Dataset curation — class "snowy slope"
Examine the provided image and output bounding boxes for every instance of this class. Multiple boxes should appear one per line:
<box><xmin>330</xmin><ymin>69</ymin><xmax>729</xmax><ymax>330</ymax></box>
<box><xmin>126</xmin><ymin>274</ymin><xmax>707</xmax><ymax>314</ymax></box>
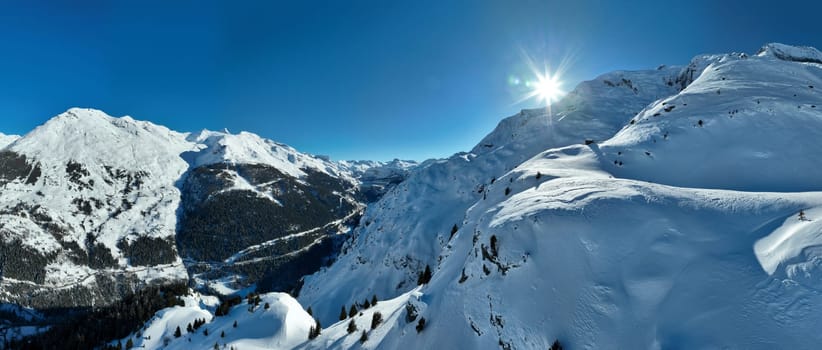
<box><xmin>114</xmin><ymin>292</ymin><xmax>314</xmax><ymax>350</ymax></box>
<box><xmin>405</xmin><ymin>146</ymin><xmax>822</xmax><ymax>350</ymax></box>
<box><xmin>298</xmin><ymin>65</ymin><xmax>685</xmax><ymax>325</ymax></box>
<box><xmin>0</xmin><ymin>133</ymin><xmax>19</xmax><ymax>149</ymax></box>
<box><xmin>291</xmin><ymin>43</ymin><xmax>822</xmax><ymax>350</ymax></box>
<box><xmin>602</xmin><ymin>44</ymin><xmax>822</xmax><ymax>191</ymax></box>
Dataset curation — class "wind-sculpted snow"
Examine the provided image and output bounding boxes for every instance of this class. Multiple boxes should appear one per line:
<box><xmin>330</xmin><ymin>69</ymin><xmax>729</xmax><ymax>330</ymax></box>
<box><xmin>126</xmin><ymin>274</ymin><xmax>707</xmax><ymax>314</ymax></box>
<box><xmin>293</xmin><ymin>43</ymin><xmax>822</xmax><ymax>350</ymax></box>
<box><xmin>299</xmin><ymin>65</ymin><xmax>685</xmax><ymax>325</ymax></box>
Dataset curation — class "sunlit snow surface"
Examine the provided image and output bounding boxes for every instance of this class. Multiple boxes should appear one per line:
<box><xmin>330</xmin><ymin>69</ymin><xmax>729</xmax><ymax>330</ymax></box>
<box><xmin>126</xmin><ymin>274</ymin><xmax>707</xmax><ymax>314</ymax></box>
<box><xmin>292</xmin><ymin>43</ymin><xmax>822</xmax><ymax>349</ymax></box>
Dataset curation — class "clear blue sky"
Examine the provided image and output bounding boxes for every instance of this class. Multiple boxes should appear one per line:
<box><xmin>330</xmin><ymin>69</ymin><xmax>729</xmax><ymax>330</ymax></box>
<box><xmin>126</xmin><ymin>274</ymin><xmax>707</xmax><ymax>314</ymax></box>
<box><xmin>1</xmin><ymin>0</ymin><xmax>820</xmax><ymax>161</ymax></box>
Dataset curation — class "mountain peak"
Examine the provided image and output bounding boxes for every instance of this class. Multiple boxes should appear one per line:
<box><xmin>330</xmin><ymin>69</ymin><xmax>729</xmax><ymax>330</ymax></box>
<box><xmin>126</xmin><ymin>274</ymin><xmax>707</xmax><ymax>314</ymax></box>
<box><xmin>757</xmin><ymin>43</ymin><xmax>822</xmax><ymax>64</ymax></box>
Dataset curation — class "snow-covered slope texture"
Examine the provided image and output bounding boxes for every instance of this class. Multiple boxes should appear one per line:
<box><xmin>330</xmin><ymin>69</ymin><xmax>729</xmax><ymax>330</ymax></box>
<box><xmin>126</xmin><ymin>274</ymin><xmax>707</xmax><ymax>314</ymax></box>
<box><xmin>602</xmin><ymin>43</ymin><xmax>822</xmax><ymax>191</ymax></box>
<box><xmin>380</xmin><ymin>145</ymin><xmax>822</xmax><ymax>350</ymax></box>
<box><xmin>293</xmin><ymin>43</ymin><xmax>822</xmax><ymax>350</ymax></box>
<box><xmin>114</xmin><ymin>292</ymin><xmax>314</xmax><ymax>350</ymax></box>
<box><xmin>298</xmin><ymin>65</ymin><xmax>687</xmax><ymax>325</ymax></box>
<box><xmin>0</xmin><ymin>108</ymin><xmax>195</xmax><ymax>309</ymax></box>
<box><xmin>0</xmin><ymin>133</ymin><xmax>20</xmax><ymax>150</ymax></box>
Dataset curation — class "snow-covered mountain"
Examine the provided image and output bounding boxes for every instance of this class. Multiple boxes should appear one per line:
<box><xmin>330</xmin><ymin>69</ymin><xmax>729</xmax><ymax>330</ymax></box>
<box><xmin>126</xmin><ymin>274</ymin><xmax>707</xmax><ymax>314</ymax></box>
<box><xmin>0</xmin><ymin>109</ymin><xmax>195</xmax><ymax>309</ymax></box>
<box><xmin>296</xmin><ymin>62</ymin><xmax>687</xmax><ymax>325</ymax></box>
<box><xmin>0</xmin><ymin>109</ymin><xmax>411</xmax><ymax>314</ymax></box>
<box><xmin>292</xmin><ymin>42</ymin><xmax>822</xmax><ymax>349</ymax></box>
<box><xmin>127</xmin><ymin>43</ymin><xmax>822</xmax><ymax>350</ymax></box>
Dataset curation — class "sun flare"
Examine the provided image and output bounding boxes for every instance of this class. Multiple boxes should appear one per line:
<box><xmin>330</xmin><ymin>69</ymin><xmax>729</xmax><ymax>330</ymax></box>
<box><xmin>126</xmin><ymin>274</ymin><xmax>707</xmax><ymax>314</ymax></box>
<box><xmin>533</xmin><ymin>73</ymin><xmax>563</xmax><ymax>103</ymax></box>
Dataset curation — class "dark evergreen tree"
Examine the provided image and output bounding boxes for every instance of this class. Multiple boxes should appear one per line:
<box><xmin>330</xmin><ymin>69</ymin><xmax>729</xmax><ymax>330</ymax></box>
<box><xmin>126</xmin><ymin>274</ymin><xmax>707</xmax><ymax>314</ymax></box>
<box><xmin>233</xmin><ymin>320</ymin><xmax>238</xmax><ymax>328</ymax></box>
<box><xmin>174</xmin><ymin>326</ymin><xmax>182</xmax><ymax>338</ymax></box>
<box><xmin>347</xmin><ymin>319</ymin><xmax>357</xmax><ymax>334</ymax></box>
<box><xmin>349</xmin><ymin>305</ymin><xmax>358</xmax><ymax>318</ymax></box>
<box><xmin>221</xmin><ymin>330</ymin><xmax>225</xmax><ymax>338</ymax></box>
<box><xmin>416</xmin><ymin>317</ymin><xmax>426</xmax><ymax>333</ymax></box>
<box><xmin>264</xmin><ymin>302</ymin><xmax>270</xmax><ymax>310</ymax></box>
<box><xmin>550</xmin><ymin>339</ymin><xmax>563</xmax><ymax>350</ymax></box>
<box><xmin>204</xmin><ymin>328</ymin><xmax>209</xmax><ymax>336</ymax></box>
<box><xmin>363</xmin><ymin>298</ymin><xmax>371</xmax><ymax>309</ymax></box>
<box><xmin>308</xmin><ymin>317</ymin><xmax>322</xmax><ymax>339</ymax></box>
<box><xmin>451</xmin><ymin>224</ymin><xmax>459</xmax><ymax>237</ymax></box>
<box><xmin>340</xmin><ymin>305</ymin><xmax>348</xmax><ymax>320</ymax></box>
<box><xmin>371</xmin><ymin>312</ymin><xmax>383</xmax><ymax>329</ymax></box>
<box><xmin>125</xmin><ymin>338</ymin><xmax>133</xmax><ymax>349</ymax></box>
<box><xmin>359</xmin><ymin>330</ymin><xmax>368</xmax><ymax>344</ymax></box>
<box><xmin>371</xmin><ymin>294</ymin><xmax>378</xmax><ymax>306</ymax></box>
<box><xmin>306</xmin><ymin>306</ymin><xmax>313</xmax><ymax>316</ymax></box>
<box><xmin>417</xmin><ymin>264</ymin><xmax>432</xmax><ymax>285</ymax></box>
<box><xmin>187</xmin><ymin>323</ymin><xmax>193</xmax><ymax>333</ymax></box>
<box><xmin>504</xmin><ymin>187</ymin><xmax>511</xmax><ymax>195</ymax></box>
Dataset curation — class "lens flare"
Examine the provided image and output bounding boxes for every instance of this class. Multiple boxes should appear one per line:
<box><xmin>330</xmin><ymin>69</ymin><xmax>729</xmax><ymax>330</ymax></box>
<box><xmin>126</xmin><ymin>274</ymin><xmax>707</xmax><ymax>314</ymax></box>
<box><xmin>532</xmin><ymin>73</ymin><xmax>562</xmax><ymax>103</ymax></box>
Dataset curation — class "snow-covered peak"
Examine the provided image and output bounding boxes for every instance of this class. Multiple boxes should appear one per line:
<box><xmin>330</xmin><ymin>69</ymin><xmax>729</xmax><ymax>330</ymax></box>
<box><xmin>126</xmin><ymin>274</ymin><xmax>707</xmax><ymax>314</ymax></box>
<box><xmin>757</xmin><ymin>42</ymin><xmax>822</xmax><ymax>64</ymax></box>
<box><xmin>186</xmin><ymin>129</ymin><xmax>350</xmax><ymax>180</ymax></box>
<box><xmin>471</xmin><ymin>66</ymin><xmax>683</xmax><ymax>157</ymax></box>
<box><xmin>11</xmin><ymin>107</ymin><xmax>196</xmax><ymax>173</ymax></box>
<box><xmin>0</xmin><ymin>132</ymin><xmax>20</xmax><ymax>149</ymax></box>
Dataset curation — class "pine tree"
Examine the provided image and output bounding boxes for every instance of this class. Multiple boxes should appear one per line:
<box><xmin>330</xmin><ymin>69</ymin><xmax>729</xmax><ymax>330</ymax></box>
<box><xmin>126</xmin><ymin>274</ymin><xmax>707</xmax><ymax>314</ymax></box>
<box><xmin>306</xmin><ymin>306</ymin><xmax>313</xmax><ymax>316</ymax></box>
<box><xmin>308</xmin><ymin>317</ymin><xmax>322</xmax><ymax>339</ymax></box>
<box><xmin>187</xmin><ymin>323</ymin><xmax>193</xmax><ymax>333</ymax></box>
<box><xmin>125</xmin><ymin>339</ymin><xmax>134</xmax><ymax>349</ymax></box>
<box><xmin>504</xmin><ymin>187</ymin><xmax>511</xmax><ymax>195</ymax></box>
<box><xmin>359</xmin><ymin>330</ymin><xmax>368</xmax><ymax>344</ymax></box>
<box><xmin>204</xmin><ymin>328</ymin><xmax>209</xmax><ymax>336</ymax></box>
<box><xmin>416</xmin><ymin>317</ymin><xmax>426</xmax><ymax>333</ymax></box>
<box><xmin>550</xmin><ymin>340</ymin><xmax>563</xmax><ymax>350</ymax></box>
<box><xmin>536</xmin><ymin>171</ymin><xmax>542</xmax><ymax>179</ymax></box>
<box><xmin>213</xmin><ymin>342</ymin><xmax>219</xmax><ymax>350</ymax></box>
<box><xmin>221</xmin><ymin>330</ymin><xmax>225</xmax><ymax>338</ymax></box>
<box><xmin>450</xmin><ymin>224</ymin><xmax>459</xmax><ymax>237</ymax></box>
<box><xmin>349</xmin><ymin>305</ymin><xmax>358</xmax><ymax>318</ymax></box>
<box><xmin>347</xmin><ymin>319</ymin><xmax>357</xmax><ymax>334</ymax></box>
<box><xmin>417</xmin><ymin>264</ymin><xmax>432</xmax><ymax>285</ymax></box>
<box><xmin>233</xmin><ymin>320</ymin><xmax>238</xmax><ymax>328</ymax></box>
<box><xmin>371</xmin><ymin>294</ymin><xmax>378</xmax><ymax>306</ymax></box>
<box><xmin>371</xmin><ymin>312</ymin><xmax>383</xmax><ymax>329</ymax></box>
<box><xmin>264</xmin><ymin>302</ymin><xmax>270</xmax><ymax>310</ymax></box>
<box><xmin>174</xmin><ymin>326</ymin><xmax>182</xmax><ymax>338</ymax></box>
<box><xmin>363</xmin><ymin>298</ymin><xmax>371</xmax><ymax>309</ymax></box>
<box><xmin>340</xmin><ymin>305</ymin><xmax>348</xmax><ymax>320</ymax></box>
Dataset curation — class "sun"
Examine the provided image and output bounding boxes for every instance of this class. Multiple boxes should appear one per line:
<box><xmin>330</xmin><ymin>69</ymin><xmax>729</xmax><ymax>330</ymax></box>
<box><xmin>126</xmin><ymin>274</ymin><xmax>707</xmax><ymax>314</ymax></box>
<box><xmin>533</xmin><ymin>73</ymin><xmax>563</xmax><ymax>103</ymax></box>
<box><xmin>516</xmin><ymin>69</ymin><xmax>565</xmax><ymax>106</ymax></box>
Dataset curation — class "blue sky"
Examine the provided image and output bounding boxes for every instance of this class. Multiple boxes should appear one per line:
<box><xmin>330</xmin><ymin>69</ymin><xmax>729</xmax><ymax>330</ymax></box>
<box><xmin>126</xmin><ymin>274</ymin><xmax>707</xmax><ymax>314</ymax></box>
<box><xmin>1</xmin><ymin>0</ymin><xmax>820</xmax><ymax>161</ymax></box>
